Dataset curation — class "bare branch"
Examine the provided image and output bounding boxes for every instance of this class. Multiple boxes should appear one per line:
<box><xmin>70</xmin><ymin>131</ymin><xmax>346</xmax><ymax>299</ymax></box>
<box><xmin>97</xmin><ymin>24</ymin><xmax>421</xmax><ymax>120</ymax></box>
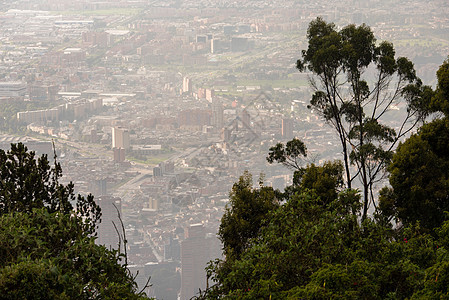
<box><xmin>112</xmin><ymin>202</ymin><xmax>127</xmax><ymax>266</ymax></box>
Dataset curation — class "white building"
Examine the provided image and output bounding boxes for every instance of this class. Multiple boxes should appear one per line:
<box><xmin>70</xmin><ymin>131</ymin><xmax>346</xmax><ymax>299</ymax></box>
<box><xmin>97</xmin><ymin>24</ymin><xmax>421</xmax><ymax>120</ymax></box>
<box><xmin>112</xmin><ymin>126</ymin><xmax>130</xmax><ymax>150</ymax></box>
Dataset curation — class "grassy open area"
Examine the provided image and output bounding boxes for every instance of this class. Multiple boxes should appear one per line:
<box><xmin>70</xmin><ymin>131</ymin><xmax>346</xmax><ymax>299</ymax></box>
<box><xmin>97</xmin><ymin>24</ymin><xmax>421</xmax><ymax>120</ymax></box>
<box><xmin>145</xmin><ymin>154</ymin><xmax>174</xmax><ymax>165</ymax></box>
<box><xmin>394</xmin><ymin>38</ymin><xmax>449</xmax><ymax>48</ymax></box>
<box><xmin>127</xmin><ymin>150</ymin><xmax>177</xmax><ymax>166</ymax></box>
<box><xmin>236</xmin><ymin>78</ymin><xmax>308</xmax><ymax>88</ymax></box>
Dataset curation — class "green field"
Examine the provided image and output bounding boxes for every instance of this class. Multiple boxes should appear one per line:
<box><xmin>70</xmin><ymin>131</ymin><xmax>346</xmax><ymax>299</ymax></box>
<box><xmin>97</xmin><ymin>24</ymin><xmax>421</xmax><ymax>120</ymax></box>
<box><xmin>393</xmin><ymin>38</ymin><xmax>449</xmax><ymax>48</ymax></box>
<box><xmin>236</xmin><ymin>79</ymin><xmax>308</xmax><ymax>88</ymax></box>
<box><xmin>127</xmin><ymin>151</ymin><xmax>177</xmax><ymax>166</ymax></box>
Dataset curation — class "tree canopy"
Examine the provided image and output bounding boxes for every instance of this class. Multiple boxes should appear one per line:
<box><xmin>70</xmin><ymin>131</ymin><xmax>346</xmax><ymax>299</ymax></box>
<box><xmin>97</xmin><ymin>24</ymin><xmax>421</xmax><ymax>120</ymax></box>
<box><xmin>266</xmin><ymin>138</ymin><xmax>307</xmax><ymax>171</ymax></box>
<box><xmin>0</xmin><ymin>143</ymin><xmax>100</xmax><ymax>234</ymax></box>
<box><xmin>199</xmin><ymin>167</ymin><xmax>449</xmax><ymax>299</ymax></box>
<box><xmin>0</xmin><ymin>143</ymin><xmax>149</xmax><ymax>299</ymax></box>
<box><xmin>297</xmin><ymin>17</ymin><xmax>429</xmax><ymax>220</ymax></box>
<box><xmin>218</xmin><ymin>171</ymin><xmax>279</xmax><ymax>260</ymax></box>
<box><xmin>193</xmin><ymin>37</ymin><xmax>449</xmax><ymax>300</ymax></box>
<box><xmin>380</xmin><ymin>57</ymin><xmax>449</xmax><ymax>231</ymax></box>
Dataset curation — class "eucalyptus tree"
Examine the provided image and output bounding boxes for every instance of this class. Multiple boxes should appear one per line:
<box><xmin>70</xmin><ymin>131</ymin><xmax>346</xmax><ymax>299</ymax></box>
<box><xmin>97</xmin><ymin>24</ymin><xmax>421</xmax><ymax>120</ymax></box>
<box><xmin>381</xmin><ymin>58</ymin><xmax>449</xmax><ymax>230</ymax></box>
<box><xmin>296</xmin><ymin>18</ymin><xmax>428</xmax><ymax>219</ymax></box>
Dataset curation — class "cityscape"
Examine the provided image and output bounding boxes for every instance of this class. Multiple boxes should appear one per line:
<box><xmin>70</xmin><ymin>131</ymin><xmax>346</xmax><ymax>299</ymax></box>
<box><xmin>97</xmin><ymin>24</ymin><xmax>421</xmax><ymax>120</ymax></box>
<box><xmin>0</xmin><ymin>0</ymin><xmax>448</xmax><ymax>298</ymax></box>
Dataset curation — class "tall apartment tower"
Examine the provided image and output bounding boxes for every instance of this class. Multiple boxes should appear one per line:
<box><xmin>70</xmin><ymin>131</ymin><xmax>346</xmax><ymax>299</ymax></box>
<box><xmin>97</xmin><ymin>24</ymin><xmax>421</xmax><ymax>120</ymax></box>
<box><xmin>205</xmin><ymin>89</ymin><xmax>214</xmax><ymax>102</ymax></box>
<box><xmin>282</xmin><ymin>118</ymin><xmax>294</xmax><ymax>139</ymax></box>
<box><xmin>240</xmin><ymin>109</ymin><xmax>251</xmax><ymax>130</ymax></box>
<box><xmin>113</xmin><ymin>147</ymin><xmax>125</xmax><ymax>162</ymax></box>
<box><xmin>210</xmin><ymin>39</ymin><xmax>217</xmax><ymax>53</ymax></box>
<box><xmin>112</xmin><ymin>126</ymin><xmax>130</xmax><ymax>150</ymax></box>
<box><xmin>212</xmin><ymin>99</ymin><xmax>224</xmax><ymax>130</ymax></box>
<box><xmin>182</xmin><ymin>77</ymin><xmax>192</xmax><ymax>93</ymax></box>
<box><xmin>180</xmin><ymin>224</ymin><xmax>209</xmax><ymax>300</ymax></box>
<box><xmin>96</xmin><ymin>196</ymin><xmax>122</xmax><ymax>250</ymax></box>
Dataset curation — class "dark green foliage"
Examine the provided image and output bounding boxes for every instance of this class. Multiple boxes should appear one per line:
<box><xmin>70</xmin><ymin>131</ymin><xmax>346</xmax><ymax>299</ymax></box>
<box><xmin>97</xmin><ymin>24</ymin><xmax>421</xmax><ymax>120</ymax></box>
<box><xmin>219</xmin><ymin>171</ymin><xmax>279</xmax><ymax>260</ymax></box>
<box><xmin>266</xmin><ymin>138</ymin><xmax>307</xmax><ymax>170</ymax></box>
<box><xmin>0</xmin><ymin>143</ymin><xmax>149</xmax><ymax>299</ymax></box>
<box><xmin>202</xmin><ymin>118</ymin><xmax>449</xmax><ymax>299</ymax></box>
<box><xmin>291</xmin><ymin>160</ymin><xmax>345</xmax><ymax>207</ymax></box>
<box><xmin>267</xmin><ymin>139</ymin><xmax>345</xmax><ymax>206</ymax></box>
<box><xmin>0</xmin><ymin>258</ymin><xmax>71</xmax><ymax>300</ymax></box>
<box><xmin>0</xmin><ymin>143</ymin><xmax>100</xmax><ymax>235</ymax></box>
<box><xmin>266</xmin><ymin>139</ymin><xmax>345</xmax><ymax>209</ymax></box>
<box><xmin>386</xmin><ymin>117</ymin><xmax>449</xmax><ymax>231</ymax></box>
<box><xmin>297</xmin><ymin>18</ymin><xmax>427</xmax><ymax>220</ymax></box>
<box><xmin>202</xmin><ymin>180</ymin><xmax>449</xmax><ymax>299</ymax></box>
<box><xmin>431</xmin><ymin>57</ymin><xmax>449</xmax><ymax>116</ymax></box>
<box><xmin>383</xmin><ymin>58</ymin><xmax>449</xmax><ymax>231</ymax></box>
<box><xmin>0</xmin><ymin>209</ymin><xmax>148</xmax><ymax>299</ymax></box>
<box><xmin>195</xmin><ymin>41</ymin><xmax>449</xmax><ymax>300</ymax></box>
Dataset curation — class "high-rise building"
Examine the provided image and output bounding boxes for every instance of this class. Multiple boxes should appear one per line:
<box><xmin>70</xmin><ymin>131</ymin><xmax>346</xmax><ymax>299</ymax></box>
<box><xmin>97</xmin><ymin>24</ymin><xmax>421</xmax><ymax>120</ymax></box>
<box><xmin>230</xmin><ymin>37</ymin><xmax>248</xmax><ymax>52</ymax></box>
<box><xmin>180</xmin><ymin>224</ymin><xmax>209</xmax><ymax>300</ymax></box>
<box><xmin>212</xmin><ymin>99</ymin><xmax>224</xmax><ymax>130</ymax></box>
<box><xmin>96</xmin><ymin>196</ymin><xmax>122</xmax><ymax>250</ymax></box>
<box><xmin>196</xmin><ymin>35</ymin><xmax>207</xmax><ymax>43</ymax></box>
<box><xmin>148</xmin><ymin>197</ymin><xmax>159</xmax><ymax>210</ymax></box>
<box><xmin>182</xmin><ymin>77</ymin><xmax>192</xmax><ymax>93</ymax></box>
<box><xmin>178</xmin><ymin>109</ymin><xmax>211</xmax><ymax>130</ymax></box>
<box><xmin>197</xmin><ymin>88</ymin><xmax>206</xmax><ymax>99</ymax></box>
<box><xmin>112</xmin><ymin>126</ymin><xmax>130</xmax><ymax>150</ymax></box>
<box><xmin>153</xmin><ymin>166</ymin><xmax>162</xmax><ymax>177</ymax></box>
<box><xmin>223</xmin><ymin>25</ymin><xmax>235</xmax><ymax>35</ymax></box>
<box><xmin>205</xmin><ymin>89</ymin><xmax>214</xmax><ymax>102</ymax></box>
<box><xmin>210</xmin><ymin>39</ymin><xmax>217</xmax><ymax>53</ymax></box>
<box><xmin>221</xmin><ymin>127</ymin><xmax>231</xmax><ymax>141</ymax></box>
<box><xmin>164</xmin><ymin>237</ymin><xmax>181</xmax><ymax>261</ymax></box>
<box><xmin>282</xmin><ymin>118</ymin><xmax>294</xmax><ymax>139</ymax></box>
<box><xmin>113</xmin><ymin>147</ymin><xmax>125</xmax><ymax>162</ymax></box>
<box><xmin>240</xmin><ymin>109</ymin><xmax>251</xmax><ymax>130</ymax></box>
<box><xmin>89</xmin><ymin>178</ymin><xmax>107</xmax><ymax>197</ymax></box>
<box><xmin>29</xmin><ymin>84</ymin><xmax>59</xmax><ymax>101</ymax></box>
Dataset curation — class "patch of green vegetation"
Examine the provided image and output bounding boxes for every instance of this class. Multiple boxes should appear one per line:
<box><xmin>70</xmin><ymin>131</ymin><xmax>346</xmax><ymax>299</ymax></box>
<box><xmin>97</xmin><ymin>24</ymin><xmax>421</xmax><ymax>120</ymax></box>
<box><xmin>126</xmin><ymin>156</ymin><xmax>148</xmax><ymax>164</ymax></box>
<box><xmin>393</xmin><ymin>38</ymin><xmax>449</xmax><ymax>48</ymax></box>
<box><xmin>236</xmin><ymin>79</ymin><xmax>308</xmax><ymax>88</ymax></box>
<box><xmin>215</xmin><ymin>90</ymin><xmax>244</xmax><ymax>97</ymax></box>
<box><xmin>127</xmin><ymin>150</ymin><xmax>177</xmax><ymax>166</ymax></box>
<box><xmin>145</xmin><ymin>152</ymin><xmax>176</xmax><ymax>165</ymax></box>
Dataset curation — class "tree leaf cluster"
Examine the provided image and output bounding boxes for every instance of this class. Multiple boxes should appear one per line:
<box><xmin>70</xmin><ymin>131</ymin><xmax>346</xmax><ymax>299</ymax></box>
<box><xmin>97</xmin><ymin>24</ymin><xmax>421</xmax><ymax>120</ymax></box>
<box><xmin>200</xmin><ymin>170</ymin><xmax>449</xmax><ymax>299</ymax></box>
<box><xmin>219</xmin><ymin>171</ymin><xmax>280</xmax><ymax>261</ymax></box>
<box><xmin>195</xmin><ymin>30</ymin><xmax>449</xmax><ymax>300</ymax></box>
<box><xmin>380</xmin><ymin>58</ymin><xmax>449</xmax><ymax>232</ymax></box>
<box><xmin>0</xmin><ymin>143</ymin><xmax>101</xmax><ymax>235</ymax></box>
<box><xmin>297</xmin><ymin>17</ymin><xmax>431</xmax><ymax>220</ymax></box>
<box><xmin>0</xmin><ymin>209</ymin><xmax>147</xmax><ymax>299</ymax></box>
<box><xmin>0</xmin><ymin>143</ymin><xmax>150</xmax><ymax>299</ymax></box>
